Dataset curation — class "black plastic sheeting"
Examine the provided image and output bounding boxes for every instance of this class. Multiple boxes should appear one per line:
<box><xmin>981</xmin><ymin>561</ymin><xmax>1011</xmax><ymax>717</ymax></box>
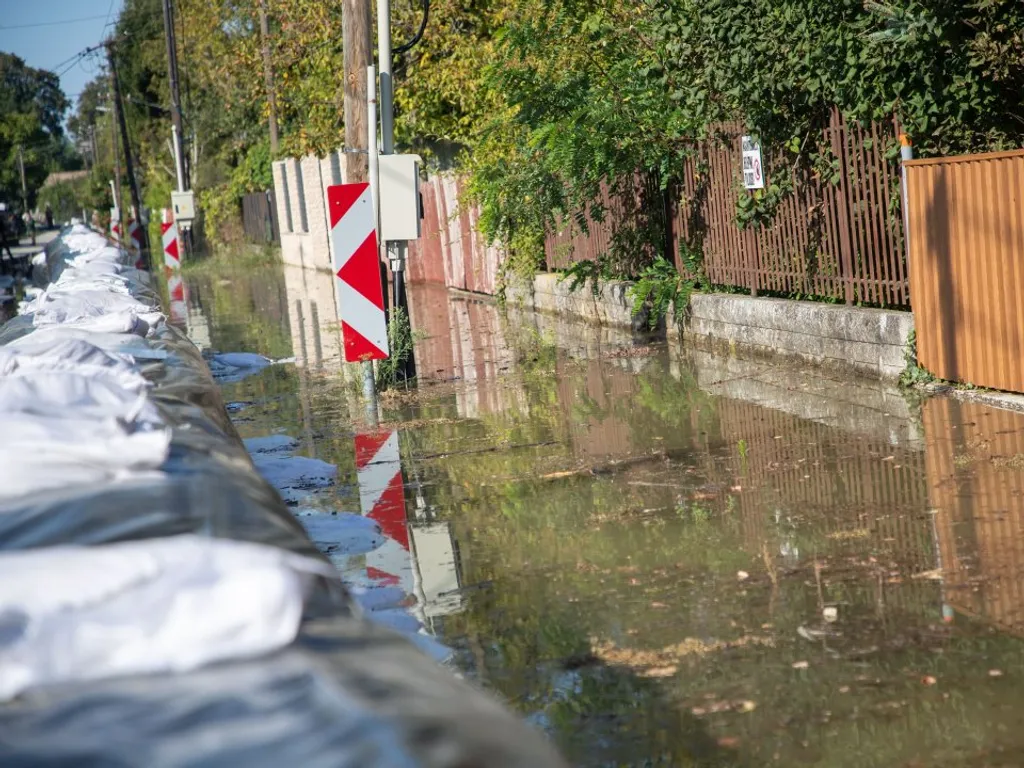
<box><xmin>0</xmin><ymin>229</ymin><xmax>567</xmax><ymax>768</ymax></box>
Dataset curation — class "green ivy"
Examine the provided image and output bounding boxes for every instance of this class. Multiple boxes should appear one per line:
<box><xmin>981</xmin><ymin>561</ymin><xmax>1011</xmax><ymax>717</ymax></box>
<box><xmin>469</xmin><ymin>0</ymin><xmax>1024</xmax><ymax>290</ymax></box>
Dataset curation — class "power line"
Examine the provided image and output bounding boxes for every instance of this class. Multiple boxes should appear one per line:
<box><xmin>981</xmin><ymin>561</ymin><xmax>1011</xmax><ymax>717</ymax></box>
<box><xmin>0</xmin><ymin>14</ymin><xmax>110</xmax><ymax>31</ymax></box>
<box><xmin>103</xmin><ymin>0</ymin><xmax>118</xmax><ymax>29</ymax></box>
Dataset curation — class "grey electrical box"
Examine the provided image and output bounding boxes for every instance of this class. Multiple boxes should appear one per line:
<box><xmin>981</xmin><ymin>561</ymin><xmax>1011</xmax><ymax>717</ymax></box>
<box><xmin>171</xmin><ymin>190</ymin><xmax>196</xmax><ymax>223</ymax></box>
<box><xmin>379</xmin><ymin>154</ymin><xmax>422</xmax><ymax>241</ymax></box>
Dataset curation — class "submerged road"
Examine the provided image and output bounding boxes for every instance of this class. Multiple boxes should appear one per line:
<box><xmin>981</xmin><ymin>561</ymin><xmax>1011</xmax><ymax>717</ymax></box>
<box><xmin>190</xmin><ymin>255</ymin><xmax>1024</xmax><ymax>767</ymax></box>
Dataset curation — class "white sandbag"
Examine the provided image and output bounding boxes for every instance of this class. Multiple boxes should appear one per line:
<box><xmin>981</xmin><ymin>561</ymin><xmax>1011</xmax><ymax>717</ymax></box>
<box><xmin>0</xmin><ymin>535</ymin><xmax>336</xmax><ymax>701</ymax></box>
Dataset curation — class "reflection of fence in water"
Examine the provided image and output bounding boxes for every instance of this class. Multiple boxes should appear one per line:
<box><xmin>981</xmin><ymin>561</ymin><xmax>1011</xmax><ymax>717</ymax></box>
<box><xmin>925</xmin><ymin>399</ymin><xmax>1024</xmax><ymax>635</ymax></box>
<box><xmin>710</xmin><ymin>397</ymin><xmax>937</xmax><ymax>613</ymax></box>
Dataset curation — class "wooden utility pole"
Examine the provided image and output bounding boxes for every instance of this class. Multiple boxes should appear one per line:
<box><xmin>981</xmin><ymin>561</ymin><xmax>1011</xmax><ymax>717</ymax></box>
<box><xmin>257</xmin><ymin>0</ymin><xmax>279</xmax><ymax>155</ymax></box>
<box><xmin>107</xmin><ymin>44</ymin><xmax>150</xmax><ymax>268</ymax></box>
<box><xmin>161</xmin><ymin>0</ymin><xmax>187</xmax><ymax>189</ymax></box>
<box><xmin>343</xmin><ymin>0</ymin><xmax>372</xmax><ymax>182</ymax></box>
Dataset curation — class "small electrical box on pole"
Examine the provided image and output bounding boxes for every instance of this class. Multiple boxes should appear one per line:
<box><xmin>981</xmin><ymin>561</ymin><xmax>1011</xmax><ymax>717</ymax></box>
<box><xmin>378</xmin><ymin>155</ymin><xmax>422</xmax><ymax>242</ymax></box>
<box><xmin>171</xmin><ymin>191</ymin><xmax>196</xmax><ymax>226</ymax></box>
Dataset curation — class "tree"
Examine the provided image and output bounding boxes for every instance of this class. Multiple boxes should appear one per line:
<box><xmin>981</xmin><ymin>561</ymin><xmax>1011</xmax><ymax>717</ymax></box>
<box><xmin>0</xmin><ymin>52</ymin><xmax>70</xmax><ymax>207</ymax></box>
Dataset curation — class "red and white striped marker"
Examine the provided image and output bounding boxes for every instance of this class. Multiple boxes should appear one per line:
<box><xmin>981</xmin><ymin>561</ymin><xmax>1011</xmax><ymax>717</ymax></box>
<box><xmin>161</xmin><ymin>208</ymin><xmax>180</xmax><ymax>270</ymax></box>
<box><xmin>165</xmin><ymin>268</ymin><xmax>187</xmax><ymax>324</ymax></box>
<box><xmin>327</xmin><ymin>182</ymin><xmax>389</xmax><ymax>362</ymax></box>
<box><xmin>109</xmin><ymin>210</ymin><xmax>142</xmax><ymax>252</ymax></box>
<box><xmin>355</xmin><ymin>430</ymin><xmax>410</xmax><ymax>589</ymax></box>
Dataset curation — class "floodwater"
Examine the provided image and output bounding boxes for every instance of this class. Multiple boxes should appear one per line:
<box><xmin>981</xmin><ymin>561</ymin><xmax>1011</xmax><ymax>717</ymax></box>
<box><xmin>180</xmin><ymin>258</ymin><xmax>1024</xmax><ymax>767</ymax></box>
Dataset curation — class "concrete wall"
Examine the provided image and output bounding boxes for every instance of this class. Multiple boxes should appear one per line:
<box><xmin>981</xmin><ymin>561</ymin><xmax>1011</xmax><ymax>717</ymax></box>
<box><xmin>680</xmin><ymin>293</ymin><xmax>913</xmax><ymax>381</ymax></box>
<box><xmin>272</xmin><ymin>150</ymin><xmax>346</xmax><ymax>272</ymax></box>
<box><xmin>507</xmin><ymin>274</ymin><xmax>912</xmax><ymax>381</ymax></box>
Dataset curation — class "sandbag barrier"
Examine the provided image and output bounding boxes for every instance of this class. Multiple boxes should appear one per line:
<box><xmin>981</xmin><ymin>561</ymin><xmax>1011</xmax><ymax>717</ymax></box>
<box><xmin>0</xmin><ymin>226</ymin><xmax>565</xmax><ymax>768</ymax></box>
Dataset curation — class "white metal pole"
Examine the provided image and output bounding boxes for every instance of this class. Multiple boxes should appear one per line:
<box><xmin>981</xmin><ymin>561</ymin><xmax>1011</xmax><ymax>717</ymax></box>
<box><xmin>363</xmin><ymin>64</ymin><xmax>381</xmax><ymax>426</ymax></box>
<box><xmin>368</xmin><ymin>65</ymin><xmax>381</xmax><ymax>242</ymax></box>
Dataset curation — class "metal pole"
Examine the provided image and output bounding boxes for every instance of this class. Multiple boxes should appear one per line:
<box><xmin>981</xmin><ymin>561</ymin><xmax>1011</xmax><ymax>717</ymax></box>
<box><xmin>899</xmin><ymin>133</ymin><xmax>914</xmax><ymax>273</ymax></box>
<box><xmin>375</xmin><ymin>0</ymin><xmax>415</xmax><ymax>381</ymax></box>
<box><xmin>377</xmin><ymin>0</ymin><xmax>394</xmax><ymax>155</ymax></box>
<box><xmin>361</xmin><ymin>64</ymin><xmax>381</xmax><ymax>427</ymax></box>
<box><xmin>368</xmin><ymin>66</ymin><xmax>381</xmax><ymax>242</ymax></box>
<box><xmin>161</xmin><ymin>0</ymin><xmax>186</xmax><ymax>186</ymax></box>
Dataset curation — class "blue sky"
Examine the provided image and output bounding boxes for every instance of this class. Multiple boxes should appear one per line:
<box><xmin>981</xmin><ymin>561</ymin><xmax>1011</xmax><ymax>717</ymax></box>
<box><xmin>0</xmin><ymin>0</ymin><xmax>125</xmax><ymax>114</ymax></box>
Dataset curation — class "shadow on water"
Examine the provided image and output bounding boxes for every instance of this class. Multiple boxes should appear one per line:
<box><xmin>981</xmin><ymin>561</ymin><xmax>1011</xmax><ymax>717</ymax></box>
<box><xmin>184</xmin><ymin>257</ymin><xmax>1024</xmax><ymax>767</ymax></box>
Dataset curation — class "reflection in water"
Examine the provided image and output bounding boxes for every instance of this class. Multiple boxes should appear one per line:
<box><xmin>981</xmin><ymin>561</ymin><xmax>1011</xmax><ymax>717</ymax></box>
<box><xmin>187</xmin><ymin>259</ymin><xmax>1024</xmax><ymax>767</ymax></box>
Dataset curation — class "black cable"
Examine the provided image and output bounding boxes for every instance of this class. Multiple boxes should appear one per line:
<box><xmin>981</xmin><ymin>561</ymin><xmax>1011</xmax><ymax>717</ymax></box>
<box><xmin>394</xmin><ymin>0</ymin><xmax>429</xmax><ymax>55</ymax></box>
<box><xmin>0</xmin><ymin>14</ymin><xmax>109</xmax><ymax>31</ymax></box>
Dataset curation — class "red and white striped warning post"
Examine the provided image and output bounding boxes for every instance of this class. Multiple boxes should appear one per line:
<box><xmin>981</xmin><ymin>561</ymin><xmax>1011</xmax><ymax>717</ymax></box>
<box><xmin>327</xmin><ymin>182</ymin><xmax>389</xmax><ymax>363</ymax></box>
<box><xmin>161</xmin><ymin>208</ymin><xmax>180</xmax><ymax>270</ymax></box>
<box><xmin>355</xmin><ymin>430</ymin><xmax>411</xmax><ymax>590</ymax></box>
<box><xmin>161</xmin><ymin>209</ymin><xmax>186</xmax><ymax>324</ymax></box>
<box><xmin>109</xmin><ymin>210</ymin><xmax>142</xmax><ymax>252</ymax></box>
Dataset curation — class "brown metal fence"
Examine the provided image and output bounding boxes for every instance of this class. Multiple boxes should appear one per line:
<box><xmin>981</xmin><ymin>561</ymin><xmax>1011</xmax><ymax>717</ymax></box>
<box><xmin>543</xmin><ymin>110</ymin><xmax>910</xmax><ymax>308</ymax></box>
<box><xmin>905</xmin><ymin>148</ymin><xmax>1024</xmax><ymax>392</ymax></box>
<box><xmin>545</xmin><ymin>175</ymin><xmax>669</xmax><ymax>274</ymax></box>
<box><xmin>241</xmin><ymin>190</ymin><xmax>280</xmax><ymax>244</ymax></box>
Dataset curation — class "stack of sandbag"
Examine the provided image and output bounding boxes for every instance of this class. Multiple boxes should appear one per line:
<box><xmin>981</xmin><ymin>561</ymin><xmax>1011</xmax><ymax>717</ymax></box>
<box><xmin>0</xmin><ymin>225</ymin><xmax>565</xmax><ymax>768</ymax></box>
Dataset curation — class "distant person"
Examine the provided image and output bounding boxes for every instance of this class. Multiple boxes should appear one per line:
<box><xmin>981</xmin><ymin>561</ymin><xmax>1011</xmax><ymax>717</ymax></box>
<box><xmin>22</xmin><ymin>210</ymin><xmax>34</xmax><ymax>246</ymax></box>
<box><xmin>44</xmin><ymin>204</ymin><xmax>53</xmax><ymax>229</ymax></box>
<box><xmin>0</xmin><ymin>210</ymin><xmax>13</xmax><ymax>267</ymax></box>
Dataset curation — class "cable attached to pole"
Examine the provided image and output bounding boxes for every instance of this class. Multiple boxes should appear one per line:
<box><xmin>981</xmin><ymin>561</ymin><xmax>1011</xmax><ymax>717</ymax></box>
<box><xmin>393</xmin><ymin>0</ymin><xmax>428</xmax><ymax>55</ymax></box>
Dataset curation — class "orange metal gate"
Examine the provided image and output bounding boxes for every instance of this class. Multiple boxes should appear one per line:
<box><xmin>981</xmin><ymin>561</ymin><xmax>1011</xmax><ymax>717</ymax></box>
<box><xmin>905</xmin><ymin>149</ymin><xmax>1024</xmax><ymax>392</ymax></box>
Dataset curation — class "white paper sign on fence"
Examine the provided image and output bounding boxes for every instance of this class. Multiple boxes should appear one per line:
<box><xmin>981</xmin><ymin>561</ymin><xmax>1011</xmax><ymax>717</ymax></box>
<box><xmin>742</xmin><ymin>136</ymin><xmax>765</xmax><ymax>190</ymax></box>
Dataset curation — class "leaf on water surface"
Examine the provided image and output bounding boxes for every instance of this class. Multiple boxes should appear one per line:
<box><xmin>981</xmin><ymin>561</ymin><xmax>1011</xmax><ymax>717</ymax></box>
<box><xmin>639</xmin><ymin>665</ymin><xmax>678</xmax><ymax>678</ymax></box>
<box><xmin>911</xmin><ymin>569</ymin><xmax>944</xmax><ymax>580</ymax></box>
<box><xmin>826</xmin><ymin>528</ymin><xmax>871</xmax><ymax>540</ymax></box>
<box><xmin>591</xmin><ymin>635</ymin><xmax>775</xmax><ymax>676</ymax></box>
<box><xmin>540</xmin><ymin>469</ymin><xmax>583</xmax><ymax>480</ymax></box>
<box><xmin>691</xmin><ymin>699</ymin><xmax>756</xmax><ymax>716</ymax></box>
<box><xmin>921</xmin><ymin>675</ymin><xmax>938</xmax><ymax>686</ymax></box>
<box><xmin>792</xmin><ymin>660</ymin><xmax>810</xmax><ymax>669</ymax></box>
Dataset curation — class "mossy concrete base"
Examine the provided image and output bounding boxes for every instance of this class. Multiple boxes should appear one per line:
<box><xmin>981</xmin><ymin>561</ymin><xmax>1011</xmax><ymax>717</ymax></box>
<box><xmin>505</xmin><ymin>274</ymin><xmax>913</xmax><ymax>382</ymax></box>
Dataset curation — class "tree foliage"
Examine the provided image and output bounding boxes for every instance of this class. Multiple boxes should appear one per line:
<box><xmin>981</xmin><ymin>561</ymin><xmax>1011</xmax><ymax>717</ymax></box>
<box><xmin>467</xmin><ymin>0</ymin><xmax>1024</xmax><ymax>270</ymax></box>
<box><xmin>0</xmin><ymin>52</ymin><xmax>71</xmax><ymax>207</ymax></box>
<box><xmin>65</xmin><ymin>0</ymin><xmax>1024</xmax><ymax>253</ymax></box>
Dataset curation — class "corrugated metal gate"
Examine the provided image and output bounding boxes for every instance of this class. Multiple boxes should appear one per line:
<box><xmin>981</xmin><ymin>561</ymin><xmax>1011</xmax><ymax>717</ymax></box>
<box><xmin>905</xmin><ymin>148</ymin><xmax>1024</xmax><ymax>392</ymax></box>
